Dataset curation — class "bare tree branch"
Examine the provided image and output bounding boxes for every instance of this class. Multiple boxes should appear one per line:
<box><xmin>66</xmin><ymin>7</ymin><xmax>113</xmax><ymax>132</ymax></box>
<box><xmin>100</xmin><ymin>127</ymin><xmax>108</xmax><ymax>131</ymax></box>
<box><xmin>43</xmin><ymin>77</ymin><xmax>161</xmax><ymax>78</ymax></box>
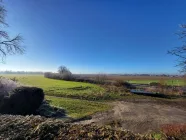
<box><xmin>168</xmin><ymin>24</ymin><xmax>186</xmax><ymax>73</ymax></box>
<box><xmin>0</xmin><ymin>4</ymin><xmax>8</xmax><ymax>26</ymax></box>
<box><xmin>0</xmin><ymin>1</ymin><xmax>25</xmax><ymax>62</ymax></box>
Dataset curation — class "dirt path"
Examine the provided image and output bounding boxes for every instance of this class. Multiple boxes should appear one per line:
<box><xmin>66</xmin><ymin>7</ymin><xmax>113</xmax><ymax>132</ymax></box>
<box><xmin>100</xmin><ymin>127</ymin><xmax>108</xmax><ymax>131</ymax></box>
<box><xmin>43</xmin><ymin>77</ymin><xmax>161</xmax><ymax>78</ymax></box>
<box><xmin>77</xmin><ymin>99</ymin><xmax>186</xmax><ymax>134</ymax></box>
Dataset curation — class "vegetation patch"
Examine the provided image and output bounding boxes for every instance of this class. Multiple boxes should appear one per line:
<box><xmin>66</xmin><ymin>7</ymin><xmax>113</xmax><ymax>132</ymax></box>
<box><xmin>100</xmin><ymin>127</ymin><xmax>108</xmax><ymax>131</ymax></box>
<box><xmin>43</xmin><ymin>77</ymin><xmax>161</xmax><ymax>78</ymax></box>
<box><xmin>46</xmin><ymin>96</ymin><xmax>110</xmax><ymax>118</ymax></box>
<box><xmin>0</xmin><ymin>87</ymin><xmax>44</xmax><ymax>115</ymax></box>
<box><xmin>129</xmin><ymin>79</ymin><xmax>184</xmax><ymax>86</ymax></box>
<box><xmin>161</xmin><ymin>124</ymin><xmax>186</xmax><ymax>139</ymax></box>
<box><xmin>9</xmin><ymin>75</ymin><xmax>104</xmax><ymax>98</ymax></box>
<box><xmin>36</xmin><ymin>100</ymin><xmax>68</xmax><ymax>119</ymax></box>
<box><xmin>3</xmin><ymin>75</ymin><xmax>131</xmax><ymax>100</ymax></box>
<box><xmin>1</xmin><ymin>114</ymin><xmax>185</xmax><ymax>140</ymax></box>
<box><xmin>0</xmin><ymin>115</ymin><xmax>150</xmax><ymax>140</ymax></box>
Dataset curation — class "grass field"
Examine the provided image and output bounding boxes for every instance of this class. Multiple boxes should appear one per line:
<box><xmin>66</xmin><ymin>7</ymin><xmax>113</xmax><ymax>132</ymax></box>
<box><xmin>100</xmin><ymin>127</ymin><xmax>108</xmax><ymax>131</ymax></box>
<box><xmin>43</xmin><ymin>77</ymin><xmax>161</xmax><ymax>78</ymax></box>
<box><xmin>46</xmin><ymin>96</ymin><xmax>110</xmax><ymax>118</ymax></box>
<box><xmin>1</xmin><ymin>74</ymin><xmax>111</xmax><ymax>118</ymax></box>
<box><xmin>2</xmin><ymin>74</ymin><xmax>126</xmax><ymax>100</ymax></box>
<box><xmin>81</xmin><ymin>74</ymin><xmax>185</xmax><ymax>86</ymax></box>
<box><xmin>3</xmin><ymin>75</ymin><xmax>106</xmax><ymax>99</ymax></box>
<box><xmin>129</xmin><ymin>79</ymin><xmax>185</xmax><ymax>86</ymax></box>
<box><xmin>2</xmin><ymin>74</ymin><xmax>185</xmax><ymax>119</ymax></box>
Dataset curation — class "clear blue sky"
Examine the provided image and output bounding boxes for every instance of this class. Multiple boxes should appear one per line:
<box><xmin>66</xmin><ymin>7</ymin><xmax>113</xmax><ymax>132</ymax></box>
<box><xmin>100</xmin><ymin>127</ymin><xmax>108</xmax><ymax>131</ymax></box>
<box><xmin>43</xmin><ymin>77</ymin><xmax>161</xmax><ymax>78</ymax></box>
<box><xmin>1</xmin><ymin>0</ymin><xmax>186</xmax><ymax>74</ymax></box>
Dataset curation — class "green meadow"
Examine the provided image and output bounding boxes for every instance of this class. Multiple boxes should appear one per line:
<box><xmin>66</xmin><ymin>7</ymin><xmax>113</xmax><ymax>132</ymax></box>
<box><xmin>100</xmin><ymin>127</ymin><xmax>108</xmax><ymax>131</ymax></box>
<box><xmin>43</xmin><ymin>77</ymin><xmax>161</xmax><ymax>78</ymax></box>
<box><xmin>2</xmin><ymin>74</ymin><xmax>185</xmax><ymax>119</ymax></box>
<box><xmin>4</xmin><ymin>75</ymin><xmax>105</xmax><ymax>97</ymax></box>
<box><xmin>129</xmin><ymin>79</ymin><xmax>185</xmax><ymax>86</ymax></box>
<box><xmin>46</xmin><ymin>96</ymin><xmax>110</xmax><ymax>118</ymax></box>
<box><xmin>2</xmin><ymin>75</ymin><xmax>110</xmax><ymax>118</ymax></box>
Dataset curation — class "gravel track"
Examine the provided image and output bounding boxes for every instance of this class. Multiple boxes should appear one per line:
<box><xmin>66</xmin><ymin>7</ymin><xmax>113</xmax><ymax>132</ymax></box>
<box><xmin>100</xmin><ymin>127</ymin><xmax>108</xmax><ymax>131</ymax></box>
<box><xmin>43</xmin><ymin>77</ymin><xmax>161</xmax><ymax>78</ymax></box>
<box><xmin>78</xmin><ymin>98</ymin><xmax>186</xmax><ymax>134</ymax></box>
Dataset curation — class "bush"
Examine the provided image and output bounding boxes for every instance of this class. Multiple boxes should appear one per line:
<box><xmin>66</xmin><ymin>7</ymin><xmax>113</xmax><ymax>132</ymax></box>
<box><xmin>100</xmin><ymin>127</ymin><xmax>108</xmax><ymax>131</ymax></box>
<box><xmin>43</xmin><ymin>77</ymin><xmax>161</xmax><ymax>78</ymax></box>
<box><xmin>0</xmin><ymin>77</ymin><xmax>18</xmax><ymax>96</ymax></box>
<box><xmin>60</xmin><ymin>72</ymin><xmax>74</xmax><ymax>81</ymax></box>
<box><xmin>44</xmin><ymin>72</ymin><xmax>74</xmax><ymax>81</ymax></box>
<box><xmin>0</xmin><ymin>77</ymin><xmax>19</xmax><ymax>103</ymax></box>
<box><xmin>44</xmin><ymin>72</ymin><xmax>59</xmax><ymax>79</ymax></box>
<box><xmin>0</xmin><ymin>87</ymin><xmax>44</xmax><ymax>115</ymax></box>
<box><xmin>95</xmin><ymin>74</ymin><xmax>107</xmax><ymax>84</ymax></box>
<box><xmin>102</xmin><ymin>84</ymin><xmax>131</xmax><ymax>95</ymax></box>
<box><xmin>149</xmin><ymin>82</ymin><xmax>161</xmax><ymax>86</ymax></box>
<box><xmin>113</xmin><ymin>80</ymin><xmax>135</xmax><ymax>89</ymax></box>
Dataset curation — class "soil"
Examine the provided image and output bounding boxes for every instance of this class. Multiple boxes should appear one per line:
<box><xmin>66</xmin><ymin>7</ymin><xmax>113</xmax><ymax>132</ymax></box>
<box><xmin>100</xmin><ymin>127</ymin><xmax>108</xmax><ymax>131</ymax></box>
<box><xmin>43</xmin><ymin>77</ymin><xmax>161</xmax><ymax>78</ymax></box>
<box><xmin>77</xmin><ymin>98</ymin><xmax>186</xmax><ymax>134</ymax></box>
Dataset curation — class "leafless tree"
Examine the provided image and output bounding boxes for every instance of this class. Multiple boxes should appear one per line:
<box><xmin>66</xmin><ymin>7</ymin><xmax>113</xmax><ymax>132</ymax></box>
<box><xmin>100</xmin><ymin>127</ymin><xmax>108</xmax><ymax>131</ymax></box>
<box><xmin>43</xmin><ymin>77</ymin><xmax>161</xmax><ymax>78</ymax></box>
<box><xmin>168</xmin><ymin>24</ymin><xmax>186</xmax><ymax>73</ymax></box>
<box><xmin>0</xmin><ymin>2</ymin><xmax>24</xmax><ymax>62</ymax></box>
<box><xmin>58</xmin><ymin>65</ymin><xmax>71</xmax><ymax>75</ymax></box>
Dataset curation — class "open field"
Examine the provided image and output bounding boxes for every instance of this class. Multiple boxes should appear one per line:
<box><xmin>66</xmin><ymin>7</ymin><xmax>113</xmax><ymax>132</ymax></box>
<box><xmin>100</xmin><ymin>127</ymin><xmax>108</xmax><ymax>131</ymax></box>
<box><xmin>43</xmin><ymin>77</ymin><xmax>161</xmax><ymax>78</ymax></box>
<box><xmin>2</xmin><ymin>75</ymin><xmax>107</xmax><ymax>99</ymax></box>
<box><xmin>129</xmin><ymin>79</ymin><xmax>184</xmax><ymax>86</ymax></box>
<box><xmin>4</xmin><ymin>74</ymin><xmax>185</xmax><ymax>86</ymax></box>
<box><xmin>2</xmin><ymin>74</ymin><xmax>132</xmax><ymax>100</ymax></box>
<box><xmin>1</xmin><ymin>74</ymin><xmax>186</xmax><ymax>137</ymax></box>
<box><xmin>78</xmin><ymin>74</ymin><xmax>185</xmax><ymax>86</ymax></box>
<box><xmin>46</xmin><ymin>96</ymin><xmax>110</xmax><ymax>118</ymax></box>
<box><xmin>1</xmin><ymin>74</ymin><xmax>111</xmax><ymax>118</ymax></box>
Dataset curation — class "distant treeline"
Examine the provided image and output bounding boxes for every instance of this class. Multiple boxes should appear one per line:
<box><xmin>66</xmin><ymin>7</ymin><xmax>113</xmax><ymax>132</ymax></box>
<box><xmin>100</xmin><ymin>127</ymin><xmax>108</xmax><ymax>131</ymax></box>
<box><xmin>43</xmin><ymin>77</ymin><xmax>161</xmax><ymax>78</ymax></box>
<box><xmin>44</xmin><ymin>72</ymin><xmax>109</xmax><ymax>84</ymax></box>
<box><xmin>0</xmin><ymin>71</ymin><xmax>182</xmax><ymax>77</ymax></box>
<box><xmin>76</xmin><ymin>74</ymin><xmax>182</xmax><ymax>77</ymax></box>
<box><xmin>0</xmin><ymin>71</ymin><xmax>44</xmax><ymax>75</ymax></box>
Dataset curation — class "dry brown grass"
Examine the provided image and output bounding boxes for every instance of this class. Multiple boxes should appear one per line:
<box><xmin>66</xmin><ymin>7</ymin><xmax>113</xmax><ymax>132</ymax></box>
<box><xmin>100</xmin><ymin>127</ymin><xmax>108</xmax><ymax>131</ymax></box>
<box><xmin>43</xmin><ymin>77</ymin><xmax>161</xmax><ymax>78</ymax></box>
<box><xmin>161</xmin><ymin>124</ymin><xmax>186</xmax><ymax>139</ymax></box>
<box><xmin>145</xmin><ymin>86</ymin><xmax>184</xmax><ymax>95</ymax></box>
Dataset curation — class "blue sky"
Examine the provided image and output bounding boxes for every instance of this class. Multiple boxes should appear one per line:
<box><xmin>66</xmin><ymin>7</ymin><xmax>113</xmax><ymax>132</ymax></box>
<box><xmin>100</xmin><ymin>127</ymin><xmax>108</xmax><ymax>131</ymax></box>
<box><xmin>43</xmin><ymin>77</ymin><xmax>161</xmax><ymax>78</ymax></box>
<box><xmin>1</xmin><ymin>0</ymin><xmax>186</xmax><ymax>74</ymax></box>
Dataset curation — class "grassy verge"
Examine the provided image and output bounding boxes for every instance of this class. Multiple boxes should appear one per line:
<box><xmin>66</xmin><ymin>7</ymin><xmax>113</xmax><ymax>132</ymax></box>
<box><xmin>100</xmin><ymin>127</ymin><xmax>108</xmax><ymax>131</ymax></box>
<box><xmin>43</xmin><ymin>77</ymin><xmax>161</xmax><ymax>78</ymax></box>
<box><xmin>129</xmin><ymin>79</ymin><xmax>184</xmax><ymax>86</ymax></box>
<box><xmin>46</xmin><ymin>96</ymin><xmax>110</xmax><ymax>118</ymax></box>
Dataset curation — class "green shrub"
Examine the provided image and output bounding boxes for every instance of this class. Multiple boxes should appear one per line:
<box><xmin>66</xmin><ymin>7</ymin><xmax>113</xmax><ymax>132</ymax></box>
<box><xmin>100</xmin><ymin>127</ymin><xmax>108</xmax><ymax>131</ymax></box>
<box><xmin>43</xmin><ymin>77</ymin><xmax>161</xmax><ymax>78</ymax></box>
<box><xmin>0</xmin><ymin>87</ymin><xmax>44</xmax><ymax>115</ymax></box>
<box><xmin>44</xmin><ymin>72</ymin><xmax>74</xmax><ymax>81</ymax></box>
<box><xmin>149</xmin><ymin>82</ymin><xmax>161</xmax><ymax>86</ymax></box>
<box><xmin>114</xmin><ymin>80</ymin><xmax>135</xmax><ymax>89</ymax></box>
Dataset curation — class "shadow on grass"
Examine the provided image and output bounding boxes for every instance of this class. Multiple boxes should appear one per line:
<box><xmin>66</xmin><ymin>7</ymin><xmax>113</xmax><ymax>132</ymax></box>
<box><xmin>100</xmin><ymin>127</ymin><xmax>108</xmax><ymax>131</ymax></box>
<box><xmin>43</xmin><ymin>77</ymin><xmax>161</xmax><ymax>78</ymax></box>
<box><xmin>36</xmin><ymin>100</ymin><xmax>68</xmax><ymax>119</ymax></box>
<box><xmin>68</xmin><ymin>86</ymin><xmax>92</xmax><ymax>90</ymax></box>
<box><xmin>47</xmin><ymin>86</ymin><xmax>92</xmax><ymax>92</ymax></box>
